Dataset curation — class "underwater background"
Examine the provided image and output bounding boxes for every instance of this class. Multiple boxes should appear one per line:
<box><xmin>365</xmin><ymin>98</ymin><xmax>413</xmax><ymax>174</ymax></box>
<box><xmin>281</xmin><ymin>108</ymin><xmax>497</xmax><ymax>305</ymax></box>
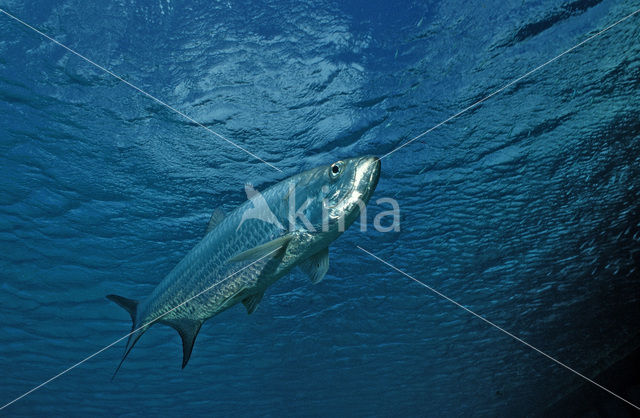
<box><xmin>1</xmin><ymin>0</ymin><xmax>640</xmax><ymax>416</ymax></box>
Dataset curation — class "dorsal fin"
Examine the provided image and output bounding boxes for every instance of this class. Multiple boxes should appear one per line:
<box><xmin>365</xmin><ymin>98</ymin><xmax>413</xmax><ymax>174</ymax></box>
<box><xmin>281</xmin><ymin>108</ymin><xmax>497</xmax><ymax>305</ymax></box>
<box><xmin>206</xmin><ymin>208</ymin><xmax>225</xmax><ymax>233</ymax></box>
<box><xmin>161</xmin><ymin>318</ymin><xmax>203</xmax><ymax>368</ymax></box>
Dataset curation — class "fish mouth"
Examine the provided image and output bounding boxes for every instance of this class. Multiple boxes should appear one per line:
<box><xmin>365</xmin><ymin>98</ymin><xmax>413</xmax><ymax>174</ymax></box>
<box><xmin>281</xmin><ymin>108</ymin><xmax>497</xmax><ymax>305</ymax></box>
<box><xmin>357</xmin><ymin>155</ymin><xmax>381</xmax><ymax>203</ymax></box>
<box><xmin>370</xmin><ymin>156</ymin><xmax>381</xmax><ymax>191</ymax></box>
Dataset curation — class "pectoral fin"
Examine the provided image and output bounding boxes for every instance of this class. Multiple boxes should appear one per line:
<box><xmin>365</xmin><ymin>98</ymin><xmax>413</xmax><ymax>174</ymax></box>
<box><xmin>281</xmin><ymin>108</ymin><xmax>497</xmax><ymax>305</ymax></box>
<box><xmin>299</xmin><ymin>247</ymin><xmax>329</xmax><ymax>284</ymax></box>
<box><xmin>242</xmin><ymin>291</ymin><xmax>264</xmax><ymax>314</ymax></box>
<box><xmin>229</xmin><ymin>234</ymin><xmax>293</xmax><ymax>263</ymax></box>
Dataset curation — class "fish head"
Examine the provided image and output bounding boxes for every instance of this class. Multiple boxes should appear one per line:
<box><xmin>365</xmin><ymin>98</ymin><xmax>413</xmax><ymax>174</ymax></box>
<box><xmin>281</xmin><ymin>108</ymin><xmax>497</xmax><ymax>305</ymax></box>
<box><xmin>233</xmin><ymin>156</ymin><xmax>381</xmax><ymax>273</ymax></box>
<box><xmin>323</xmin><ymin>155</ymin><xmax>381</xmax><ymax>230</ymax></box>
<box><xmin>292</xmin><ymin>155</ymin><xmax>381</xmax><ymax>236</ymax></box>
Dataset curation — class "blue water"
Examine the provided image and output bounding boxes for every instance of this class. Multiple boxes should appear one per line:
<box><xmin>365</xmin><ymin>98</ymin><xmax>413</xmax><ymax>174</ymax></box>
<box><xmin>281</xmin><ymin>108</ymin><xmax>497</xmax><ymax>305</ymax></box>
<box><xmin>2</xmin><ymin>0</ymin><xmax>640</xmax><ymax>416</ymax></box>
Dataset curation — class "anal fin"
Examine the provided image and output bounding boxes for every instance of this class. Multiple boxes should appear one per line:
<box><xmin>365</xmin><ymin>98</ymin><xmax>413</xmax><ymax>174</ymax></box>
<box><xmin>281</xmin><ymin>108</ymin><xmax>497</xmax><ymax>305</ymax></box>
<box><xmin>160</xmin><ymin>318</ymin><xmax>203</xmax><ymax>369</ymax></box>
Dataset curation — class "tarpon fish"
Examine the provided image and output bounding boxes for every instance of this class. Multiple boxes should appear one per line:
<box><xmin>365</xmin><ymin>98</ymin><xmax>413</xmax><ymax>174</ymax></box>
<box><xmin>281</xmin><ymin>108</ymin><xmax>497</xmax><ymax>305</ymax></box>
<box><xmin>107</xmin><ymin>156</ymin><xmax>381</xmax><ymax>374</ymax></box>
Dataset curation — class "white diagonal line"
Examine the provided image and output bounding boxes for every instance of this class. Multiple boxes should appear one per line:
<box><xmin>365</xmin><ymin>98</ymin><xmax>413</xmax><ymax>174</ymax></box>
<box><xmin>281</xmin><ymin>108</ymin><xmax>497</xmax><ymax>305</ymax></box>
<box><xmin>356</xmin><ymin>246</ymin><xmax>640</xmax><ymax>411</ymax></box>
<box><xmin>0</xmin><ymin>8</ymin><xmax>283</xmax><ymax>173</ymax></box>
<box><xmin>0</xmin><ymin>246</ymin><xmax>284</xmax><ymax>411</ymax></box>
<box><xmin>380</xmin><ymin>6</ymin><xmax>640</xmax><ymax>161</ymax></box>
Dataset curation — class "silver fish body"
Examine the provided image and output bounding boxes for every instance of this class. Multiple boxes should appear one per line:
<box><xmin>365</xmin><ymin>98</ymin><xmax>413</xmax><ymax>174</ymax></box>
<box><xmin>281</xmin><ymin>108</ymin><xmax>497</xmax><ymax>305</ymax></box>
<box><xmin>107</xmin><ymin>156</ymin><xmax>380</xmax><ymax>373</ymax></box>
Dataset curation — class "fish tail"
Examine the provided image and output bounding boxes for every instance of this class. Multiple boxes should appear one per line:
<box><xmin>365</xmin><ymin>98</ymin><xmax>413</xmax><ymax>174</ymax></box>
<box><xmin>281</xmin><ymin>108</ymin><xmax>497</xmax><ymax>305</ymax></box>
<box><xmin>106</xmin><ymin>294</ymin><xmax>147</xmax><ymax>379</ymax></box>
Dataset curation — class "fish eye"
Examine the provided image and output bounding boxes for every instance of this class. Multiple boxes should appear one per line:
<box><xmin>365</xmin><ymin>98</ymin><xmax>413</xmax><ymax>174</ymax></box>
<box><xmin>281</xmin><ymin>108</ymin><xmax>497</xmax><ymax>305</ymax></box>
<box><xmin>330</xmin><ymin>161</ymin><xmax>343</xmax><ymax>179</ymax></box>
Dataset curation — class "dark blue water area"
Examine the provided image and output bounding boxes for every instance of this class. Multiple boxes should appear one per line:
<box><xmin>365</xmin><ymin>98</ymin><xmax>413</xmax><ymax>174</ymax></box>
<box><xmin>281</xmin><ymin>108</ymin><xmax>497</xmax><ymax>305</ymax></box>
<box><xmin>1</xmin><ymin>0</ymin><xmax>640</xmax><ymax>416</ymax></box>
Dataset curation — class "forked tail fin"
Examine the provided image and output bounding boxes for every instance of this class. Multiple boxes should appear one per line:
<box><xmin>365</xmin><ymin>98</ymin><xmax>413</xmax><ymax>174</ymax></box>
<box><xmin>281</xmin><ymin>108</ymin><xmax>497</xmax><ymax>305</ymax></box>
<box><xmin>106</xmin><ymin>294</ymin><xmax>147</xmax><ymax>379</ymax></box>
